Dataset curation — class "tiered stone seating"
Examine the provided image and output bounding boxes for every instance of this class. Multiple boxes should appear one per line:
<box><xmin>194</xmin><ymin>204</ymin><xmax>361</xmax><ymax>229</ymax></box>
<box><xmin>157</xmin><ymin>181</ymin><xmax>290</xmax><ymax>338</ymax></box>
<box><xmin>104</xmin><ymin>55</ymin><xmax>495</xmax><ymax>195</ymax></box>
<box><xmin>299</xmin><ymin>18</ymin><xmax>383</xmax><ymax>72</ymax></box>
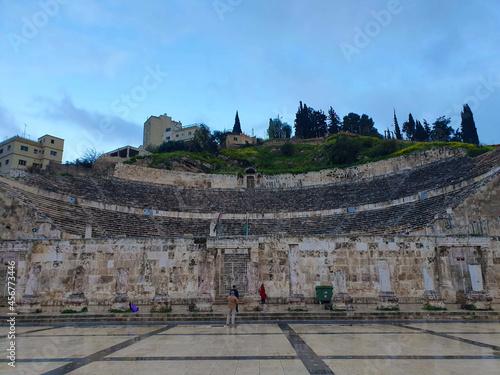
<box><xmin>1</xmin><ymin>149</ymin><xmax>497</xmax><ymax>237</ymax></box>
<box><xmin>24</xmin><ymin>151</ymin><xmax>498</xmax><ymax>215</ymax></box>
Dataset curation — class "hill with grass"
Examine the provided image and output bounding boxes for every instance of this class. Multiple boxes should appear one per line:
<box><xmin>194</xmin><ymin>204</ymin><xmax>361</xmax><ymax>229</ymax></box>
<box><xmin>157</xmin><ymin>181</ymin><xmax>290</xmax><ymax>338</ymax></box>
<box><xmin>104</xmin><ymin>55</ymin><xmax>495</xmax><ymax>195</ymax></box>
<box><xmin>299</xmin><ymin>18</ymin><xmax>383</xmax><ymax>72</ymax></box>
<box><xmin>125</xmin><ymin>134</ymin><xmax>494</xmax><ymax>175</ymax></box>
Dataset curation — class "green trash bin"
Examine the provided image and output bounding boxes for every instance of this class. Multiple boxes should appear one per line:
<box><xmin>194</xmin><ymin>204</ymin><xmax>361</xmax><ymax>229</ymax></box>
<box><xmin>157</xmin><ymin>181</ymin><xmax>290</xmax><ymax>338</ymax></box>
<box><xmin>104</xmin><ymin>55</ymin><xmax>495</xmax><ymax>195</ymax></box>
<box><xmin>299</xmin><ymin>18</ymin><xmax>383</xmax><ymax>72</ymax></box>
<box><xmin>315</xmin><ymin>286</ymin><xmax>333</xmax><ymax>303</ymax></box>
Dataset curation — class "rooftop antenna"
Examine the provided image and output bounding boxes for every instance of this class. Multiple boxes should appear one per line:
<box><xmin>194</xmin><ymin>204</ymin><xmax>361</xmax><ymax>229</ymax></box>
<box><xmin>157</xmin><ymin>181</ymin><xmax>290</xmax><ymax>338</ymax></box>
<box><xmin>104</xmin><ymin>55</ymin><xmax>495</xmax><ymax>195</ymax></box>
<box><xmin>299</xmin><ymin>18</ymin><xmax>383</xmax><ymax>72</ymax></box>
<box><xmin>23</xmin><ymin>123</ymin><xmax>27</xmax><ymax>138</ymax></box>
<box><xmin>252</xmin><ymin>128</ymin><xmax>254</xmax><ymax>137</ymax></box>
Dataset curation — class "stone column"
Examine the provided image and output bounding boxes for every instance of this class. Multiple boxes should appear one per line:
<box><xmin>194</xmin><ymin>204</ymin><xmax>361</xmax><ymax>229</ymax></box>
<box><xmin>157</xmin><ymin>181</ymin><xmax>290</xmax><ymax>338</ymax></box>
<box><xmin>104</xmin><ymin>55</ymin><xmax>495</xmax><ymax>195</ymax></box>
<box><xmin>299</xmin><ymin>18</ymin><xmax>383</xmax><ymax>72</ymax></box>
<box><xmin>18</xmin><ymin>265</ymin><xmax>42</xmax><ymax>313</ymax></box>
<box><xmin>437</xmin><ymin>247</ymin><xmax>456</xmax><ymax>303</ymax></box>
<box><xmin>332</xmin><ymin>270</ymin><xmax>353</xmax><ymax>311</ymax></box>
<box><xmin>110</xmin><ymin>268</ymin><xmax>130</xmax><ymax>311</ymax></box>
<box><xmin>64</xmin><ymin>265</ymin><xmax>88</xmax><ymax>312</ymax></box>
<box><xmin>464</xmin><ymin>264</ymin><xmax>492</xmax><ymax>310</ymax></box>
<box><xmin>151</xmin><ymin>267</ymin><xmax>172</xmax><ymax>312</ymax></box>
<box><xmin>377</xmin><ymin>260</ymin><xmax>399</xmax><ymax>310</ymax></box>
<box><xmin>288</xmin><ymin>244</ymin><xmax>307</xmax><ymax>311</ymax></box>
<box><xmin>85</xmin><ymin>225</ymin><xmax>92</xmax><ymax>239</ymax></box>
<box><xmin>243</xmin><ymin>261</ymin><xmax>261</xmax><ymax>311</ymax></box>
<box><xmin>421</xmin><ymin>266</ymin><xmax>445</xmax><ymax>309</ymax></box>
<box><xmin>194</xmin><ymin>254</ymin><xmax>215</xmax><ymax>312</ymax></box>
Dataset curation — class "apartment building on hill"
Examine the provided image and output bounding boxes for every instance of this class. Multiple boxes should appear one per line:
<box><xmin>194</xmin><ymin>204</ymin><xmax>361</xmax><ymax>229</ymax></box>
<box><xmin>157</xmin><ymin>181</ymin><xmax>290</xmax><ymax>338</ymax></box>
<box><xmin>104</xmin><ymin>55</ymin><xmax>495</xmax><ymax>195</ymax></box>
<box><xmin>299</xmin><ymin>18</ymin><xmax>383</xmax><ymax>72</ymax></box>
<box><xmin>143</xmin><ymin>114</ymin><xmax>201</xmax><ymax>150</ymax></box>
<box><xmin>0</xmin><ymin>134</ymin><xmax>64</xmax><ymax>176</ymax></box>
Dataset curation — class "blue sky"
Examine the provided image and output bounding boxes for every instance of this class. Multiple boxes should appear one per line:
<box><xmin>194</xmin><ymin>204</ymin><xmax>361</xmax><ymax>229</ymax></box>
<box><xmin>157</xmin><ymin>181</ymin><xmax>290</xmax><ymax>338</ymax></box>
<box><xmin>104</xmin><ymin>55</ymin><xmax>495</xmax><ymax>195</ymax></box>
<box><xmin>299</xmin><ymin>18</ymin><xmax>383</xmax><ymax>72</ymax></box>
<box><xmin>1</xmin><ymin>0</ymin><xmax>499</xmax><ymax>162</ymax></box>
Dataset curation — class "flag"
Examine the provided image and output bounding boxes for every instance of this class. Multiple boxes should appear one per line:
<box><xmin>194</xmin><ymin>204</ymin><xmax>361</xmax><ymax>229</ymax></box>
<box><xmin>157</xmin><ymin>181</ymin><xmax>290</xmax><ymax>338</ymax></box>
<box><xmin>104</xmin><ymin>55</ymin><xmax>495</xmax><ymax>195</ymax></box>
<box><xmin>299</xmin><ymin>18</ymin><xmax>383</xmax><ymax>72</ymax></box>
<box><xmin>213</xmin><ymin>213</ymin><xmax>221</xmax><ymax>233</ymax></box>
<box><xmin>244</xmin><ymin>213</ymin><xmax>248</xmax><ymax>236</ymax></box>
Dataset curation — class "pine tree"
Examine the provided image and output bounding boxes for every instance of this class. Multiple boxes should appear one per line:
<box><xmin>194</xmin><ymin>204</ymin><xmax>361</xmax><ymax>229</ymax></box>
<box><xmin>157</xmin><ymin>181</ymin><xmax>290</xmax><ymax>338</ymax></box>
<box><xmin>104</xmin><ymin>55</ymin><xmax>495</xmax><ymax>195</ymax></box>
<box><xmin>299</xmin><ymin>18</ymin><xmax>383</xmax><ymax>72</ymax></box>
<box><xmin>460</xmin><ymin>104</ymin><xmax>479</xmax><ymax>144</ymax></box>
<box><xmin>233</xmin><ymin>111</ymin><xmax>242</xmax><ymax>134</ymax></box>
<box><xmin>294</xmin><ymin>102</ymin><xmax>305</xmax><ymax>138</ymax></box>
<box><xmin>414</xmin><ymin>120</ymin><xmax>427</xmax><ymax>142</ymax></box>
<box><xmin>402</xmin><ymin>113</ymin><xmax>416</xmax><ymax>141</ymax></box>
<box><xmin>342</xmin><ymin>113</ymin><xmax>361</xmax><ymax>133</ymax></box>
<box><xmin>423</xmin><ymin>119</ymin><xmax>431</xmax><ymax>141</ymax></box>
<box><xmin>312</xmin><ymin>109</ymin><xmax>327</xmax><ymax>138</ymax></box>
<box><xmin>393</xmin><ymin>109</ymin><xmax>402</xmax><ymax>140</ymax></box>
<box><xmin>430</xmin><ymin>116</ymin><xmax>453</xmax><ymax>142</ymax></box>
<box><xmin>327</xmin><ymin>106</ymin><xmax>341</xmax><ymax>134</ymax></box>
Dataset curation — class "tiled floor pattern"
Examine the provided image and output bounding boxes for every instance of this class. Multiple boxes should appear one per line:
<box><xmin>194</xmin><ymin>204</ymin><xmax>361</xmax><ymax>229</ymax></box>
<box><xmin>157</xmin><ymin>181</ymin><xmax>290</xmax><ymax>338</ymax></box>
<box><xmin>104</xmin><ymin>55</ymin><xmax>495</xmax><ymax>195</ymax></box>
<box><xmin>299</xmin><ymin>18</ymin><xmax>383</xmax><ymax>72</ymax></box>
<box><xmin>0</xmin><ymin>322</ymin><xmax>498</xmax><ymax>374</ymax></box>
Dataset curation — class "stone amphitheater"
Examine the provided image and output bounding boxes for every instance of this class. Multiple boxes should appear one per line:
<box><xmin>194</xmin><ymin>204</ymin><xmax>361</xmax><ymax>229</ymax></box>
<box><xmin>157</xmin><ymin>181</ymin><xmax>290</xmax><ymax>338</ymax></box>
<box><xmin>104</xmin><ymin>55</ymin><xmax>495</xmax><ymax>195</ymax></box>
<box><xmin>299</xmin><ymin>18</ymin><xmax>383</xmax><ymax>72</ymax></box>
<box><xmin>0</xmin><ymin>146</ymin><xmax>499</xmax><ymax>313</ymax></box>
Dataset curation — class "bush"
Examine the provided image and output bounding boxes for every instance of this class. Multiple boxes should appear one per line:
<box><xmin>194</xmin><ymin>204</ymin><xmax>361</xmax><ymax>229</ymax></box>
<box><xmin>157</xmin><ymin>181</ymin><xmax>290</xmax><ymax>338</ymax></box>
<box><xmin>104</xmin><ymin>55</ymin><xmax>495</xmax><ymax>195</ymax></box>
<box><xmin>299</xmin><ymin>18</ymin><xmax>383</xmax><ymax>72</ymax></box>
<box><xmin>369</xmin><ymin>139</ymin><xmax>399</xmax><ymax>158</ymax></box>
<box><xmin>326</xmin><ymin>135</ymin><xmax>362</xmax><ymax>165</ymax></box>
<box><xmin>281</xmin><ymin>143</ymin><xmax>294</xmax><ymax>157</ymax></box>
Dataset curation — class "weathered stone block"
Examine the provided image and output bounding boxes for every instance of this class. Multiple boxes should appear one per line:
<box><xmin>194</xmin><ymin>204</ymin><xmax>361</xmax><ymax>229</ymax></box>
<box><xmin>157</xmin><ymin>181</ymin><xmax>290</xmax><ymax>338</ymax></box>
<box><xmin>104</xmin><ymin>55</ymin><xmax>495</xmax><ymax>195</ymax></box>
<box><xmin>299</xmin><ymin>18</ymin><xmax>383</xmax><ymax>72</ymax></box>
<box><xmin>464</xmin><ymin>291</ymin><xmax>493</xmax><ymax>310</ymax></box>
<box><xmin>332</xmin><ymin>293</ymin><xmax>354</xmax><ymax>311</ymax></box>
<box><xmin>288</xmin><ymin>294</ymin><xmax>307</xmax><ymax>311</ymax></box>
<box><xmin>17</xmin><ymin>296</ymin><xmax>42</xmax><ymax>314</ymax></box>
<box><xmin>194</xmin><ymin>294</ymin><xmax>213</xmax><ymax>312</ymax></box>
<box><xmin>64</xmin><ymin>293</ymin><xmax>88</xmax><ymax>312</ymax></box>
<box><xmin>422</xmin><ymin>290</ymin><xmax>446</xmax><ymax>309</ymax></box>
<box><xmin>151</xmin><ymin>294</ymin><xmax>172</xmax><ymax>312</ymax></box>
<box><xmin>377</xmin><ymin>291</ymin><xmax>399</xmax><ymax>310</ymax></box>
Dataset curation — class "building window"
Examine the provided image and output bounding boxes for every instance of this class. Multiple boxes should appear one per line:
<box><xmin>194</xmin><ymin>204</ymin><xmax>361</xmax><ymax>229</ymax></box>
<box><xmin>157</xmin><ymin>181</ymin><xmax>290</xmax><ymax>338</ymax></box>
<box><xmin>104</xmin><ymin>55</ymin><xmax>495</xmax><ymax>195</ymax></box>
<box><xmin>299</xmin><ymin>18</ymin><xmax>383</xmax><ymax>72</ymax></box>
<box><xmin>7</xmin><ymin>145</ymin><xmax>11</xmax><ymax>151</ymax></box>
<box><xmin>166</xmin><ymin>136</ymin><xmax>170</xmax><ymax>140</ymax></box>
<box><xmin>234</xmin><ymin>137</ymin><xmax>238</xmax><ymax>141</ymax></box>
<box><xmin>5</xmin><ymin>159</ymin><xmax>9</xmax><ymax>165</ymax></box>
<box><xmin>50</xmin><ymin>151</ymin><xmax>57</xmax><ymax>156</ymax></box>
<box><xmin>34</xmin><ymin>149</ymin><xmax>38</xmax><ymax>154</ymax></box>
<box><xmin>43</xmin><ymin>138</ymin><xmax>45</xmax><ymax>143</ymax></box>
<box><xmin>176</xmin><ymin>134</ymin><xmax>179</xmax><ymax>138</ymax></box>
<box><xmin>0</xmin><ymin>148</ymin><xmax>3</xmax><ymax>154</ymax></box>
<box><xmin>166</xmin><ymin>128</ymin><xmax>171</xmax><ymax>132</ymax></box>
<box><xmin>51</xmin><ymin>139</ymin><xmax>54</xmax><ymax>144</ymax></box>
<box><xmin>21</xmin><ymin>145</ymin><xmax>28</xmax><ymax>151</ymax></box>
<box><xmin>188</xmin><ymin>132</ymin><xmax>191</xmax><ymax>135</ymax></box>
<box><xmin>33</xmin><ymin>163</ymin><xmax>40</xmax><ymax>168</ymax></box>
<box><xmin>18</xmin><ymin>160</ymin><xmax>27</xmax><ymax>166</ymax></box>
<box><xmin>0</xmin><ymin>162</ymin><xmax>1</xmax><ymax>167</ymax></box>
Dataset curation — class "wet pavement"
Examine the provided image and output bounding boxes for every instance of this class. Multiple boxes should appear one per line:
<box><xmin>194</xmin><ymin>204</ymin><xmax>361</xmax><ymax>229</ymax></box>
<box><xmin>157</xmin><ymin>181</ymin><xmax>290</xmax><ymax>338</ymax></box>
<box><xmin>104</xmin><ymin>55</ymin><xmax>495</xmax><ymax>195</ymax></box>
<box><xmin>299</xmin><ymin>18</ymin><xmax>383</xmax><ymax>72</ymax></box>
<box><xmin>1</xmin><ymin>321</ymin><xmax>499</xmax><ymax>374</ymax></box>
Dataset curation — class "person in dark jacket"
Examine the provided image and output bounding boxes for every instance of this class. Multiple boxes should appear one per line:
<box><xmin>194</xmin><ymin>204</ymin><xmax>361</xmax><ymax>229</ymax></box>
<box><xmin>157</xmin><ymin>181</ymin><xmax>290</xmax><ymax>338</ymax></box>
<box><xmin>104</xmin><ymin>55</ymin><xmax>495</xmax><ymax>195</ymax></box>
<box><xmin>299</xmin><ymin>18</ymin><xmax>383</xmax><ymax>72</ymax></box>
<box><xmin>230</xmin><ymin>285</ymin><xmax>239</xmax><ymax>312</ymax></box>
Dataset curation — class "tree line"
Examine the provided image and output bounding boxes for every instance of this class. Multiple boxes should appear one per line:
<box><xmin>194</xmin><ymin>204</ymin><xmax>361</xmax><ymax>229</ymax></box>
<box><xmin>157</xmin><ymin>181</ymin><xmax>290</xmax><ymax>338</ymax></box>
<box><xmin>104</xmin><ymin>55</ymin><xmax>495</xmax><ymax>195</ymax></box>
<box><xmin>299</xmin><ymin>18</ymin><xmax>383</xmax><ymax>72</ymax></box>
<box><xmin>284</xmin><ymin>101</ymin><xmax>480</xmax><ymax>145</ymax></box>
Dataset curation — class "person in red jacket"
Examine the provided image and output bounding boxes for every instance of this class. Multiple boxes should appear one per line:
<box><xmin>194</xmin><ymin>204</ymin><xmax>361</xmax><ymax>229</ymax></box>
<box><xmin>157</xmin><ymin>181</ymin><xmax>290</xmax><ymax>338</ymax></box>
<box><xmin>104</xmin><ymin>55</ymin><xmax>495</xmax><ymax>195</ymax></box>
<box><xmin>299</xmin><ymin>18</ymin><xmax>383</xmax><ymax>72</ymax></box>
<box><xmin>260</xmin><ymin>283</ymin><xmax>267</xmax><ymax>306</ymax></box>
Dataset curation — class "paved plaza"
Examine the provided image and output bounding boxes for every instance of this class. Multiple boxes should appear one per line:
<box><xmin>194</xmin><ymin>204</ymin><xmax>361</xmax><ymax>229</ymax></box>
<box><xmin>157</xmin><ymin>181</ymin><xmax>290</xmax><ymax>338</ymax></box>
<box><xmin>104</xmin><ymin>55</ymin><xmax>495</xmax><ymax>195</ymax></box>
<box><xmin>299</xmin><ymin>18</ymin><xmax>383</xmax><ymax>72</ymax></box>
<box><xmin>0</xmin><ymin>321</ymin><xmax>499</xmax><ymax>374</ymax></box>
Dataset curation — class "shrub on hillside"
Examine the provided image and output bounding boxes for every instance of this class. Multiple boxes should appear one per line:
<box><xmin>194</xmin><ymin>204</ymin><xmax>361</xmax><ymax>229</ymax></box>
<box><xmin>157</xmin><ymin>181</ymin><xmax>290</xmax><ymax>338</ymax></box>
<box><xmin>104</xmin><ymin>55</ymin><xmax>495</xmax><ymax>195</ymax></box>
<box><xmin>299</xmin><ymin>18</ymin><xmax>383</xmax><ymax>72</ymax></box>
<box><xmin>281</xmin><ymin>143</ymin><xmax>294</xmax><ymax>157</ymax></box>
<box><xmin>326</xmin><ymin>135</ymin><xmax>362</xmax><ymax>165</ymax></box>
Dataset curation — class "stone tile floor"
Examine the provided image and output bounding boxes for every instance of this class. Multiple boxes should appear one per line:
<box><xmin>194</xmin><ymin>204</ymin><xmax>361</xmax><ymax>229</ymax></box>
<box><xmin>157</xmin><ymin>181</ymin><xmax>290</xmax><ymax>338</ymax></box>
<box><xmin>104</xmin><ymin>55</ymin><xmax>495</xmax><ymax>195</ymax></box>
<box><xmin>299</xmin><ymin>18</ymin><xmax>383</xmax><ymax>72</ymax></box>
<box><xmin>0</xmin><ymin>321</ymin><xmax>499</xmax><ymax>374</ymax></box>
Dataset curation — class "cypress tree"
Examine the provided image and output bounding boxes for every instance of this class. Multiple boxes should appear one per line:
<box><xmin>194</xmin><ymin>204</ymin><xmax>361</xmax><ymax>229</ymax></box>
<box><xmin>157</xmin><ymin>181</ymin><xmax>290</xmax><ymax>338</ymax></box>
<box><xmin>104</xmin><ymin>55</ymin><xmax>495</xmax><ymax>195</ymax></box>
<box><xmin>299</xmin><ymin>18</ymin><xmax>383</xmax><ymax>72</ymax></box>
<box><xmin>460</xmin><ymin>104</ymin><xmax>479</xmax><ymax>144</ymax></box>
<box><xmin>233</xmin><ymin>111</ymin><xmax>242</xmax><ymax>134</ymax></box>
<box><xmin>393</xmin><ymin>109</ymin><xmax>402</xmax><ymax>140</ymax></box>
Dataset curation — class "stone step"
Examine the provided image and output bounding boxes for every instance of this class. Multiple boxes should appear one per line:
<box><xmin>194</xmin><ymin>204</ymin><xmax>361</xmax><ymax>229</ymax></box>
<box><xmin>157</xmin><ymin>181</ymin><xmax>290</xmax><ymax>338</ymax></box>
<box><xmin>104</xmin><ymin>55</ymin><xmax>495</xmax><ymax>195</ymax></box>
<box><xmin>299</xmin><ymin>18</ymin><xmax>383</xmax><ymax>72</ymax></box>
<box><xmin>4</xmin><ymin>310</ymin><xmax>498</xmax><ymax>324</ymax></box>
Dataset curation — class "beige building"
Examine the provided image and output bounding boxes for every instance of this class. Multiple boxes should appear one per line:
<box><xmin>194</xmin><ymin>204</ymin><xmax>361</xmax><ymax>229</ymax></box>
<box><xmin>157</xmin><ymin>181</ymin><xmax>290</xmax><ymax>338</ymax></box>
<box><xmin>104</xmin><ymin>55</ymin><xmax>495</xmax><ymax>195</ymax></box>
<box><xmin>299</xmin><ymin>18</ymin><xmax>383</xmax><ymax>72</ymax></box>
<box><xmin>225</xmin><ymin>132</ymin><xmax>257</xmax><ymax>148</ymax></box>
<box><xmin>168</xmin><ymin>125</ymin><xmax>201</xmax><ymax>142</ymax></box>
<box><xmin>0</xmin><ymin>134</ymin><xmax>64</xmax><ymax>176</ymax></box>
<box><xmin>143</xmin><ymin>114</ymin><xmax>202</xmax><ymax>150</ymax></box>
<box><xmin>143</xmin><ymin>114</ymin><xmax>182</xmax><ymax>149</ymax></box>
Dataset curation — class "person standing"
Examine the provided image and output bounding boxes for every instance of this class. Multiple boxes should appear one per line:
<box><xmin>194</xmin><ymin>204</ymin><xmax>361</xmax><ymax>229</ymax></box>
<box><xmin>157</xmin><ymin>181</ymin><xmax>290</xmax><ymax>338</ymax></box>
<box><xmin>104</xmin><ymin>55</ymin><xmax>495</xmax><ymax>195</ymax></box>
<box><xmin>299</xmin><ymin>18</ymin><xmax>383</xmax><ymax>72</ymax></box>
<box><xmin>230</xmin><ymin>285</ymin><xmax>239</xmax><ymax>312</ymax></box>
<box><xmin>260</xmin><ymin>283</ymin><xmax>267</xmax><ymax>306</ymax></box>
<box><xmin>226</xmin><ymin>290</ymin><xmax>238</xmax><ymax>326</ymax></box>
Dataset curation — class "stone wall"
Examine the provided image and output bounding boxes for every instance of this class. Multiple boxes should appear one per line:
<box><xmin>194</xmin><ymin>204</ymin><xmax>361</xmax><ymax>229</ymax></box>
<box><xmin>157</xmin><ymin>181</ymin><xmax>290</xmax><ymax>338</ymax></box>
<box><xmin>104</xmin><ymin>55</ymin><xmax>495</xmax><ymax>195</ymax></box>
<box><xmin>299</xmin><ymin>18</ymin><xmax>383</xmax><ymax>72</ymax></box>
<box><xmin>1</xmin><ymin>235</ymin><xmax>498</xmax><ymax>310</ymax></box>
<box><xmin>113</xmin><ymin>148</ymin><xmax>468</xmax><ymax>189</ymax></box>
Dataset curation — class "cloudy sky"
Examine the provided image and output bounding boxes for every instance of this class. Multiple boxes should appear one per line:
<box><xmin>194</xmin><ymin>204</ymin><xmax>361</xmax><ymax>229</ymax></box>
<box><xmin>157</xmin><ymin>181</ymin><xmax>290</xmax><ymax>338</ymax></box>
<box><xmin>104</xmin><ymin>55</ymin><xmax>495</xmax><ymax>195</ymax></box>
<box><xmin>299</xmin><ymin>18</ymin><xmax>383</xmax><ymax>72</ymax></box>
<box><xmin>1</xmin><ymin>0</ymin><xmax>499</xmax><ymax>162</ymax></box>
